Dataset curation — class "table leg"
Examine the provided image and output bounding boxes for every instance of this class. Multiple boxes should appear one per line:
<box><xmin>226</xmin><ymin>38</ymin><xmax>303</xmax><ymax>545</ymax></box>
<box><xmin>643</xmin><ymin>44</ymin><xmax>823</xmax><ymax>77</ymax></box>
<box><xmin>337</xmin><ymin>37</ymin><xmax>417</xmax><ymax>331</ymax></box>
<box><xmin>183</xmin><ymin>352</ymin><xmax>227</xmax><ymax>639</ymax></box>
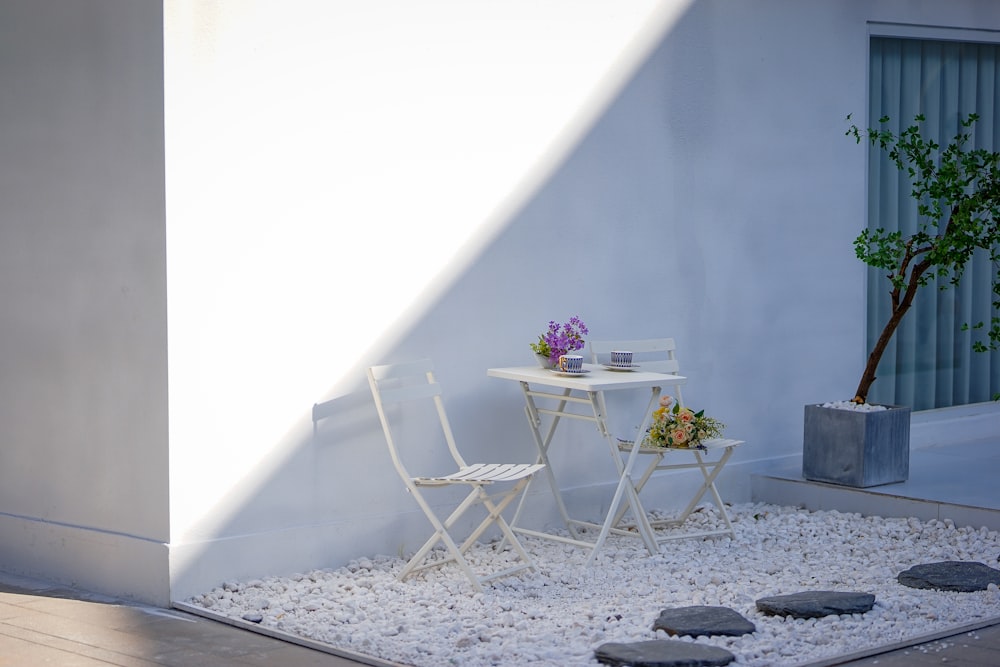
<box><xmin>506</xmin><ymin>384</ymin><xmax>582</xmax><ymax>541</ymax></box>
<box><xmin>584</xmin><ymin>386</ymin><xmax>661</xmax><ymax>563</ymax></box>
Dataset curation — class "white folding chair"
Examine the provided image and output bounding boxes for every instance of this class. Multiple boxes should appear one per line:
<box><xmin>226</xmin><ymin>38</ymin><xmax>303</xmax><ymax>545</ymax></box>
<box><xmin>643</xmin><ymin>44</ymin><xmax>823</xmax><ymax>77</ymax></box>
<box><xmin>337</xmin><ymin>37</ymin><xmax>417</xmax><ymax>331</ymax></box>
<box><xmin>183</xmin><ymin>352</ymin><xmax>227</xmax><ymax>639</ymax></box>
<box><xmin>367</xmin><ymin>359</ymin><xmax>545</xmax><ymax>591</ymax></box>
<box><xmin>589</xmin><ymin>338</ymin><xmax>743</xmax><ymax>540</ymax></box>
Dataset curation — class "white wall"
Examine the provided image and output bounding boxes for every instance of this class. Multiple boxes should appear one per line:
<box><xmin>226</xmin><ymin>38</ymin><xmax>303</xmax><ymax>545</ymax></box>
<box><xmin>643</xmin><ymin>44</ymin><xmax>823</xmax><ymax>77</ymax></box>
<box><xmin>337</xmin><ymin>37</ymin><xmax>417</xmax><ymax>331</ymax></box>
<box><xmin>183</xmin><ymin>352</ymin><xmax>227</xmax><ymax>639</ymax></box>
<box><xmin>162</xmin><ymin>0</ymin><xmax>1000</xmax><ymax>602</ymax></box>
<box><xmin>2</xmin><ymin>0</ymin><xmax>997</xmax><ymax>607</ymax></box>
<box><xmin>0</xmin><ymin>1</ymin><xmax>169</xmax><ymax>604</ymax></box>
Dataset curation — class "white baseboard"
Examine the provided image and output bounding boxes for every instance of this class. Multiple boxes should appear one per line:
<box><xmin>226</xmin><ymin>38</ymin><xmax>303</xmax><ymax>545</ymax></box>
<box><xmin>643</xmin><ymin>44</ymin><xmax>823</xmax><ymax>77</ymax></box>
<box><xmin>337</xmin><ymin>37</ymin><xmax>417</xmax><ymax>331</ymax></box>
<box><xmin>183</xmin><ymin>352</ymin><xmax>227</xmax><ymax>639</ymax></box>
<box><xmin>0</xmin><ymin>512</ymin><xmax>169</xmax><ymax>606</ymax></box>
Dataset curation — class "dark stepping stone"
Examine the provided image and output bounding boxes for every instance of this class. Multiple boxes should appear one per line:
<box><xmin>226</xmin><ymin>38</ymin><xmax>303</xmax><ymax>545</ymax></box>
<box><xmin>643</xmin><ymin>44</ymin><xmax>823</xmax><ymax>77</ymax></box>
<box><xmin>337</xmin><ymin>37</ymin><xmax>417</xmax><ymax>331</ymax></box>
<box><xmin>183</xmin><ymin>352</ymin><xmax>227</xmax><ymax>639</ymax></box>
<box><xmin>595</xmin><ymin>640</ymin><xmax>735</xmax><ymax>667</ymax></box>
<box><xmin>898</xmin><ymin>561</ymin><xmax>1000</xmax><ymax>592</ymax></box>
<box><xmin>755</xmin><ymin>591</ymin><xmax>875</xmax><ymax>619</ymax></box>
<box><xmin>653</xmin><ymin>605</ymin><xmax>756</xmax><ymax>637</ymax></box>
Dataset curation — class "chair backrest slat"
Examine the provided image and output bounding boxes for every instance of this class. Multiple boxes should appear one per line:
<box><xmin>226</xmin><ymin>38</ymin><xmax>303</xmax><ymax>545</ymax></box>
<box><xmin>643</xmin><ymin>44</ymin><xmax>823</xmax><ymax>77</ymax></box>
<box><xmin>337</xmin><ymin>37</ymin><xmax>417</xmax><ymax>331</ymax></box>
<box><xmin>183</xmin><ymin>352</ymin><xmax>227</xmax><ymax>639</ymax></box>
<box><xmin>368</xmin><ymin>359</ymin><xmax>468</xmax><ymax>480</ymax></box>
<box><xmin>588</xmin><ymin>337</ymin><xmax>685</xmax><ymax>404</ymax></box>
<box><xmin>590</xmin><ymin>338</ymin><xmax>675</xmax><ymax>352</ymax></box>
<box><xmin>368</xmin><ymin>358</ymin><xmax>434</xmax><ymax>382</ymax></box>
<box><xmin>376</xmin><ymin>381</ymin><xmax>442</xmax><ymax>405</ymax></box>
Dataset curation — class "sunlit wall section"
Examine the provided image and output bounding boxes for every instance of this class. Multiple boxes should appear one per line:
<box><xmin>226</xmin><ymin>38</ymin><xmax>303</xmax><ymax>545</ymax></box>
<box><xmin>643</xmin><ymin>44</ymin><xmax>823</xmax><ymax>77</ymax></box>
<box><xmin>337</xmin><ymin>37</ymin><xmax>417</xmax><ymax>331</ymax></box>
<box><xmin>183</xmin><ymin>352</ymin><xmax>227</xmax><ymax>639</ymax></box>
<box><xmin>164</xmin><ymin>0</ymin><xmax>684</xmax><ymax>596</ymax></box>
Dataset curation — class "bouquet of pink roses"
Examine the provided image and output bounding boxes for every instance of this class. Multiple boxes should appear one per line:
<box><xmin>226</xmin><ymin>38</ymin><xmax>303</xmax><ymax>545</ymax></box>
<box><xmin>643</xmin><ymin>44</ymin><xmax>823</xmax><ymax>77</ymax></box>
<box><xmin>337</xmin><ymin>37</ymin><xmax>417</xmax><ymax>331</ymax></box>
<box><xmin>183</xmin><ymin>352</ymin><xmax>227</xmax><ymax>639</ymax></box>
<box><xmin>643</xmin><ymin>395</ymin><xmax>724</xmax><ymax>449</ymax></box>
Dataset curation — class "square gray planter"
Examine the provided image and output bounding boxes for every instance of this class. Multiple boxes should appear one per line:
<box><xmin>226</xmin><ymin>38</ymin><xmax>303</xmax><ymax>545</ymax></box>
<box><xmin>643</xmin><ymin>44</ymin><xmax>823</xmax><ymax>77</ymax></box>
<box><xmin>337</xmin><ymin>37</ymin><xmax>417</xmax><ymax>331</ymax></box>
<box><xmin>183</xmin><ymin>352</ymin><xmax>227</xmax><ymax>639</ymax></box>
<box><xmin>802</xmin><ymin>403</ymin><xmax>911</xmax><ymax>488</ymax></box>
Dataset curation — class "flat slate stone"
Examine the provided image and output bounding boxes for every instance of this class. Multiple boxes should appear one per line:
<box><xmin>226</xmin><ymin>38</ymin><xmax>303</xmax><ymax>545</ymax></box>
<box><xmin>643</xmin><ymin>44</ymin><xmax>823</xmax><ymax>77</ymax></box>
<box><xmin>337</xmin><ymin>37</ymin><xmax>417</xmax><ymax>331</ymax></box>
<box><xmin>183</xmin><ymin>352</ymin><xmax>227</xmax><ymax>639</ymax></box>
<box><xmin>755</xmin><ymin>591</ymin><xmax>875</xmax><ymax>619</ymax></box>
<box><xmin>595</xmin><ymin>640</ymin><xmax>735</xmax><ymax>667</ymax></box>
<box><xmin>897</xmin><ymin>561</ymin><xmax>1000</xmax><ymax>592</ymax></box>
<box><xmin>653</xmin><ymin>605</ymin><xmax>756</xmax><ymax>637</ymax></box>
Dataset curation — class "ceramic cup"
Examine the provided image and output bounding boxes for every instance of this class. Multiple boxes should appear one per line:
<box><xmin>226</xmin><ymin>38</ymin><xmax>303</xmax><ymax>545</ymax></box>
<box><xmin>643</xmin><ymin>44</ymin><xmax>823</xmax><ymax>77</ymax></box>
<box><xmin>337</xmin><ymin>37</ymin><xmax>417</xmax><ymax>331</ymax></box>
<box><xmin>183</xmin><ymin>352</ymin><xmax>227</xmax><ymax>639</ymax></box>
<box><xmin>558</xmin><ymin>354</ymin><xmax>584</xmax><ymax>373</ymax></box>
<box><xmin>611</xmin><ymin>350</ymin><xmax>633</xmax><ymax>367</ymax></box>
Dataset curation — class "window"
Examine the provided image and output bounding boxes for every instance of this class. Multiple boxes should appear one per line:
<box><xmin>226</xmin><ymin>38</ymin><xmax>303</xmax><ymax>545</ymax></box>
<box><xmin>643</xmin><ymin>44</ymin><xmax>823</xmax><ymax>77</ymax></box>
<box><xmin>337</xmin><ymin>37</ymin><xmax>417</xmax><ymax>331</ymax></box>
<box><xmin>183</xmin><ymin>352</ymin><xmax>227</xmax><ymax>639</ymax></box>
<box><xmin>866</xmin><ymin>35</ymin><xmax>1000</xmax><ymax>410</ymax></box>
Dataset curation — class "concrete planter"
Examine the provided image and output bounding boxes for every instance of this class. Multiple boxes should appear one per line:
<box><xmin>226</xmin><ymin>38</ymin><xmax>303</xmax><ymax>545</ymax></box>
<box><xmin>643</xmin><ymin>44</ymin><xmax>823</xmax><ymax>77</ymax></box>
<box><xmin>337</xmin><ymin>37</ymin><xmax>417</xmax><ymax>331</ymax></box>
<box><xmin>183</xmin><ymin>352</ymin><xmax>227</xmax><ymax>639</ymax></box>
<box><xmin>802</xmin><ymin>403</ymin><xmax>911</xmax><ymax>488</ymax></box>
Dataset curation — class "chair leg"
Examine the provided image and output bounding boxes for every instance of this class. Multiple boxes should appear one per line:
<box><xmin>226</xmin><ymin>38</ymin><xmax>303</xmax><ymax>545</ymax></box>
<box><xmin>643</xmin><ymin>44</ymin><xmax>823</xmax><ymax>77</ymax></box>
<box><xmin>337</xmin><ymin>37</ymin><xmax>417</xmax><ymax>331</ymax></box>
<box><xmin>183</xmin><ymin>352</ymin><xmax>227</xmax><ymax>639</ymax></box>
<box><xmin>700</xmin><ymin>450</ymin><xmax>736</xmax><ymax>536</ymax></box>
<box><xmin>442</xmin><ymin>486</ymin><xmax>537</xmax><ymax>587</ymax></box>
<box><xmin>674</xmin><ymin>448</ymin><xmax>736</xmax><ymax>535</ymax></box>
<box><xmin>610</xmin><ymin>452</ymin><xmax>664</xmax><ymax>528</ymax></box>
<box><xmin>476</xmin><ymin>479</ymin><xmax>537</xmax><ymax>571</ymax></box>
<box><xmin>399</xmin><ymin>480</ymin><xmax>538</xmax><ymax>592</ymax></box>
<box><xmin>398</xmin><ymin>487</ymin><xmax>487</xmax><ymax>591</ymax></box>
<box><xmin>613</xmin><ymin>448</ymin><xmax>737</xmax><ymax>539</ymax></box>
<box><xmin>457</xmin><ymin>484</ymin><xmax>519</xmax><ymax>550</ymax></box>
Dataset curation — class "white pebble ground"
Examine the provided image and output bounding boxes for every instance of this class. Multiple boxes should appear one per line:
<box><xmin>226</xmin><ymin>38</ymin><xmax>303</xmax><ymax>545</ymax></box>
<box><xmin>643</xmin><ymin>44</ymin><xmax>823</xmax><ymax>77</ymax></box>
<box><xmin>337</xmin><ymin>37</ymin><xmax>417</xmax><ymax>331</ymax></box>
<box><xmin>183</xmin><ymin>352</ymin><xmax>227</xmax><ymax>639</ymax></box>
<box><xmin>186</xmin><ymin>503</ymin><xmax>1000</xmax><ymax>666</ymax></box>
<box><xmin>820</xmin><ymin>400</ymin><xmax>888</xmax><ymax>412</ymax></box>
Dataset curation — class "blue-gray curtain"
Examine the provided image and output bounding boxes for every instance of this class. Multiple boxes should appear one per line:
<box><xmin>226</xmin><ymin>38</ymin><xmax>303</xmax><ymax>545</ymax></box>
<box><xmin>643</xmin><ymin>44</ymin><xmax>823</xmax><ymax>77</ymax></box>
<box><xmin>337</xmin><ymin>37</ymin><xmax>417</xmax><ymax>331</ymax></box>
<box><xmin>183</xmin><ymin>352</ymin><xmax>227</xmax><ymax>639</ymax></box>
<box><xmin>867</xmin><ymin>37</ymin><xmax>1000</xmax><ymax>410</ymax></box>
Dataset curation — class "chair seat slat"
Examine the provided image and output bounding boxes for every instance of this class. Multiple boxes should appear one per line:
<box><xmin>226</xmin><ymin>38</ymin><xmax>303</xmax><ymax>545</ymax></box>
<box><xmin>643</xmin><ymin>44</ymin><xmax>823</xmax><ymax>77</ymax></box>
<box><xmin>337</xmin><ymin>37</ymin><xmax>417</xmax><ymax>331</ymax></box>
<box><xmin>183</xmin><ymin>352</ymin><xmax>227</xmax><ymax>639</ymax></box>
<box><xmin>418</xmin><ymin>463</ymin><xmax>542</xmax><ymax>484</ymax></box>
<box><xmin>617</xmin><ymin>438</ymin><xmax>744</xmax><ymax>454</ymax></box>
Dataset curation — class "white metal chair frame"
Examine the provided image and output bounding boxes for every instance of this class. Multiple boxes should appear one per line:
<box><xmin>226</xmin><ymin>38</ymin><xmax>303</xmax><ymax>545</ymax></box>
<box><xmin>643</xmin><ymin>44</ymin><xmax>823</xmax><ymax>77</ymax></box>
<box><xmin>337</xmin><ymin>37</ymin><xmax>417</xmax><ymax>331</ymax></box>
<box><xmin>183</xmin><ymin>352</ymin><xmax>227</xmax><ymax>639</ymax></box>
<box><xmin>588</xmin><ymin>338</ymin><xmax>744</xmax><ymax>541</ymax></box>
<box><xmin>367</xmin><ymin>359</ymin><xmax>544</xmax><ymax>592</ymax></box>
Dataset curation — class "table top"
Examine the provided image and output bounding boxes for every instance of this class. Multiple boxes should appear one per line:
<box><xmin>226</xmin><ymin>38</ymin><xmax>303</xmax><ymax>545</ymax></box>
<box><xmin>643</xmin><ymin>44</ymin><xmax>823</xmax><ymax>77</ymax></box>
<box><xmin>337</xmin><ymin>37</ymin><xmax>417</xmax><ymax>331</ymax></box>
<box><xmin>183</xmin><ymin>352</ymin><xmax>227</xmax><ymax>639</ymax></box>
<box><xmin>487</xmin><ymin>364</ymin><xmax>686</xmax><ymax>391</ymax></box>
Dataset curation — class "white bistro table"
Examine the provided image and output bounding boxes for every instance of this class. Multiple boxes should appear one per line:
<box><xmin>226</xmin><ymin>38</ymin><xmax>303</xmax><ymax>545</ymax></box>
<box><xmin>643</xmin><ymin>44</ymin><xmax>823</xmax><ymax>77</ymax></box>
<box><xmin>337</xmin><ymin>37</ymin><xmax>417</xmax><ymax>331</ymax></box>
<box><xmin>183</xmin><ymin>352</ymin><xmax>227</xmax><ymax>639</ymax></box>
<box><xmin>487</xmin><ymin>364</ymin><xmax>687</xmax><ymax>563</ymax></box>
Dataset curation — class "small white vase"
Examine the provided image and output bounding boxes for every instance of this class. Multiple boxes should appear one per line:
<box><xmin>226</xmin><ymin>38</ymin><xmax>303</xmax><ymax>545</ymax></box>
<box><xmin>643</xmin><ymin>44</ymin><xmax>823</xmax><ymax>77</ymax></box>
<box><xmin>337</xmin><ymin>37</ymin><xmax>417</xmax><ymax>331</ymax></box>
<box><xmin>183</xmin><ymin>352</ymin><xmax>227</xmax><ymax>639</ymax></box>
<box><xmin>535</xmin><ymin>353</ymin><xmax>555</xmax><ymax>369</ymax></box>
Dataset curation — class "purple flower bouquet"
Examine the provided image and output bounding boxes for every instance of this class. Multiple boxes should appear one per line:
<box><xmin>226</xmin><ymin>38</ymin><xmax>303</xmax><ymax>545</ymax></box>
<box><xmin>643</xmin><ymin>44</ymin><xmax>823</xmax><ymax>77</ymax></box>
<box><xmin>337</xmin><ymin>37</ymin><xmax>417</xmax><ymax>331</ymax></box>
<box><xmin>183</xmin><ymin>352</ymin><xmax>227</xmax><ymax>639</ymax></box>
<box><xmin>530</xmin><ymin>316</ymin><xmax>589</xmax><ymax>367</ymax></box>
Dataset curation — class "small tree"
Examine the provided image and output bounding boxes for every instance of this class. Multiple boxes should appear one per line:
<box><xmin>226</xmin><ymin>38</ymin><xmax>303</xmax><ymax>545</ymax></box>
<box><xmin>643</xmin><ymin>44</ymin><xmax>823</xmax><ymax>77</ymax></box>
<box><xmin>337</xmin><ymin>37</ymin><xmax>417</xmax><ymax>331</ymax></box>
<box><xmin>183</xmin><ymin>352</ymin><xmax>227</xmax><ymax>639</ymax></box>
<box><xmin>847</xmin><ymin>113</ymin><xmax>1000</xmax><ymax>404</ymax></box>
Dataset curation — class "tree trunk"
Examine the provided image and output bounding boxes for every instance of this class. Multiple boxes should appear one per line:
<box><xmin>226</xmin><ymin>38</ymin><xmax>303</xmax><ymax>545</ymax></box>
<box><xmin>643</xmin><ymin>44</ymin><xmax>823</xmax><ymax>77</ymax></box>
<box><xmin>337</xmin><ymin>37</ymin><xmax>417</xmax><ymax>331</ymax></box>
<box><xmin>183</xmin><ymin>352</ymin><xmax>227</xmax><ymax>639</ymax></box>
<box><xmin>853</xmin><ymin>260</ymin><xmax>931</xmax><ymax>404</ymax></box>
<box><xmin>853</xmin><ymin>308</ymin><xmax>907</xmax><ymax>404</ymax></box>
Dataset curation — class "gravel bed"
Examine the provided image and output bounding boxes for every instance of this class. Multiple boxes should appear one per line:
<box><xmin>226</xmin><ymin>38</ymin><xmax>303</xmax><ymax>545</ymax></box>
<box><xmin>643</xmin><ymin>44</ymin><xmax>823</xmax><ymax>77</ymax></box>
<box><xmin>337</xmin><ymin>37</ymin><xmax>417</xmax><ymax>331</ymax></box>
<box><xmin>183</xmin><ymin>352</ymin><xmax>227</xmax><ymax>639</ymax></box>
<box><xmin>185</xmin><ymin>503</ymin><xmax>1000</xmax><ymax>666</ymax></box>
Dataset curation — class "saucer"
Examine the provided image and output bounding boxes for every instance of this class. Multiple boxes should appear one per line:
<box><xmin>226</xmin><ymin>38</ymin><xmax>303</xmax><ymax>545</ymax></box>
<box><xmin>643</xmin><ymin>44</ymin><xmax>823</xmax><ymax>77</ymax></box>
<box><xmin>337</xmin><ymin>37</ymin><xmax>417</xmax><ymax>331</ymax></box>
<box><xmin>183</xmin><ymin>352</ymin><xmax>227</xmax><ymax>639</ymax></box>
<box><xmin>603</xmin><ymin>363</ymin><xmax>640</xmax><ymax>372</ymax></box>
<box><xmin>548</xmin><ymin>368</ymin><xmax>591</xmax><ymax>377</ymax></box>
